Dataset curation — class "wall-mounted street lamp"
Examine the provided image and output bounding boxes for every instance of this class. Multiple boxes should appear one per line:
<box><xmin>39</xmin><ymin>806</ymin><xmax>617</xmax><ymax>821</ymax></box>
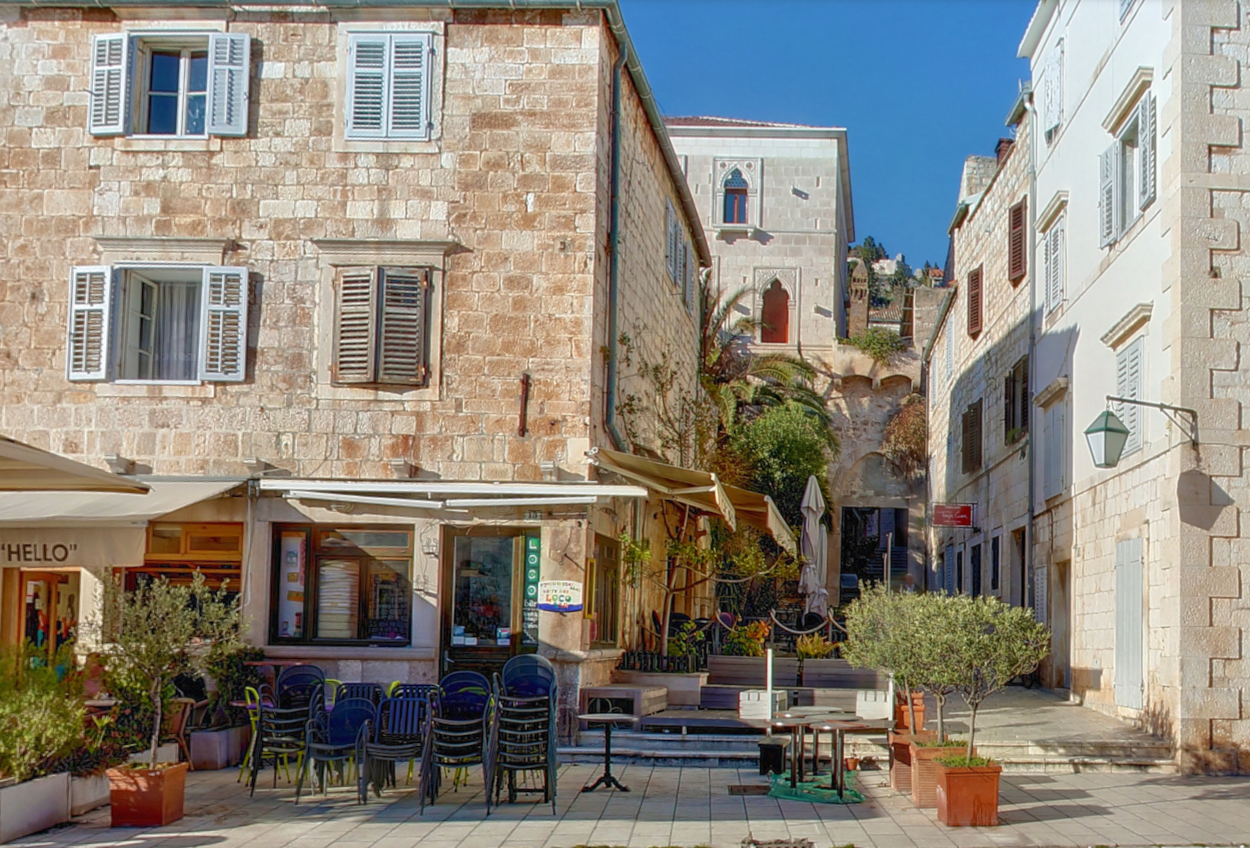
<box><xmin>1084</xmin><ymin>395</ymin><xmax>1198</xmax><ymax>469</ymax></box>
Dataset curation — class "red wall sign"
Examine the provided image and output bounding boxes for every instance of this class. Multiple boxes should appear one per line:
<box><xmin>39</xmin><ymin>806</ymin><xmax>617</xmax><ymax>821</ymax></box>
<box><xmin>932</xmin><ymin>503</ymin><xmax>974</xmax><ymax>527</ymax></box>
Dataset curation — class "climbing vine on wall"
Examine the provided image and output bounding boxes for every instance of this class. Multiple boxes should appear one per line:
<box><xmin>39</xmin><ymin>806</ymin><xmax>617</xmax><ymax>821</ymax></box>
<box><xmin>882</xmin><ymin>393</ymin><xmax>927</xmax><ymax>480</ymax></box>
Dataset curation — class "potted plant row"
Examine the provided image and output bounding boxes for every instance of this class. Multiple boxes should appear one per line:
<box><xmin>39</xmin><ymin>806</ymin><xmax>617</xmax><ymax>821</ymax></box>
<box><xmin>842</xmin><ymin>586</ymin><xmax>1049</xmax><ymax>827</ymax></box>
<box><xmin>96</xmin><ymin>572</ymin><xmax>243</xmax><ymax>827</ymax></box>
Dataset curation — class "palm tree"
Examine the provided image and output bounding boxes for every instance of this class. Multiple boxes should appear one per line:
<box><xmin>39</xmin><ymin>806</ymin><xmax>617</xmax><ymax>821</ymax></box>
<box><xmin>697</xmin><ymin>273</ymin><xmax>834</xmax><ymax>441</ymax></box>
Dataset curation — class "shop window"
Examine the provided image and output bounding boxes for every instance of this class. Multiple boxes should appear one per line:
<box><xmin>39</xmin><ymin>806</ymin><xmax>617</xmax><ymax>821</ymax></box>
<box><xmin>270</xmin><ymin>525</ymin><xmax>412</xmax><ymax>645</ymax></box>
<box><xmin>128</xmin><ymin>522</ymin><xmax>244</xmax><ymax>596</ymax></box>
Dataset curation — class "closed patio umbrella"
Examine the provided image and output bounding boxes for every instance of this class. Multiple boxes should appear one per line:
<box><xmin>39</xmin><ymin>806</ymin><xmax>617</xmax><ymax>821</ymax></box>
<box><xmin>799</xmin><ymin>475</ymin><xmax>828</xmax><ymax>617</ymax></box>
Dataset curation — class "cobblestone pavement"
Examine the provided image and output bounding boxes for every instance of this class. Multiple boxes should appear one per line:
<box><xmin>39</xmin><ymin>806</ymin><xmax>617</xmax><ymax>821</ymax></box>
<box><xmin>15</xmin><ymin>764</ymin><xmax>1250</xmax><ymax>848</ymax></box>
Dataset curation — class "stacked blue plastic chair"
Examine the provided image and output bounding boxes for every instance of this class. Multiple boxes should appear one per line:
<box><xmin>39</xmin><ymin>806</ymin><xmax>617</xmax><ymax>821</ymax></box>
<box><xmin>493</xmin><ymin>655</ymin><xmax>558</xmax><ymax>813</ymax></box>
<box><xmin>276</xmin><ymin>665</ymin><xmax>325</xmax><ymax>710</ymax></box>
<box><xmin>296</xmin><ymin>696</ymin><xmax>375</xmax><ymax>803</ymax></box>
<box><xmin>335</xmin><ymin>682</ymin><xmax>385</xmax><ymax>705</ymax></box>
<box><xmin>419</xmin><ymin>671</ymin><xmax>495</xmax><ymax>814</ymax></box>
<box><xmin>359</xmin><ymin>693</ymin><xmax>435</xmax><ymax>803</ymax></box>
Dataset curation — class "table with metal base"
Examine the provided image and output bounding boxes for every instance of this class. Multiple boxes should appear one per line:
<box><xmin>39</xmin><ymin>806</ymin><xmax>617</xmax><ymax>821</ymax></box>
<box><xmin>578</xmin><ymin>713</ymin><xmax>638</xmax><ymax>792</ymax></box>
<box><xmin>807</xmin><ymin>719</ymin><xmax>871</xmax><ymax>799</ymax></box>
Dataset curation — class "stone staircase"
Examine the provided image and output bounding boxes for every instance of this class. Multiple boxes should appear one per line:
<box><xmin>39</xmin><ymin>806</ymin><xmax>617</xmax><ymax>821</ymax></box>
<box><xmin>562</xmin><ymin>728</ymin><xmax>1177</xmax><ymax>774</ymax></box>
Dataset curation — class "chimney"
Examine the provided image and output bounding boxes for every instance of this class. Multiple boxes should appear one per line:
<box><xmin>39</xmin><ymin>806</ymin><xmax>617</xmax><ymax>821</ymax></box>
<box><xmin>995</xmin><ymin>137</ymin><xmax>1015</xmax><ymax>165</ymax></box>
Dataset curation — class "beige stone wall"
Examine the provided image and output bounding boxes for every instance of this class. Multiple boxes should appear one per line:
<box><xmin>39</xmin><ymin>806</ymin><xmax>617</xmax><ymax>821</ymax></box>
<box><xmin>929</xmin><ymin>118</ymin><xmax>1033</xmax><ymax>606</ymax></box>
<box><xmin>0</xmin><ymin>5</ymin><xmax>698</xmax><ymax>483</ymax></box>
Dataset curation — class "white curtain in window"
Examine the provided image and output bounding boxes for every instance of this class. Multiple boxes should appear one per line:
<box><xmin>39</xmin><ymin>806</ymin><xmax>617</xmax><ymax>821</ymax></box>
<box><xmin>155</xmin><ymin>282</ymin><xmax>199</xmax><ymax>381</ymax></box>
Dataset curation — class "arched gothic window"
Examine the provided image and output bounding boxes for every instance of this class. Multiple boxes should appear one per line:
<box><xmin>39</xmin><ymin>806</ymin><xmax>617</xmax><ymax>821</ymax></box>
<box><xmin>760</xmin><ymin>278</ymin><xmax>789</xmax><ymax>343</ymax></box>
<box><xmin>723</xmin><ymin>169</ymin><xmax>749</xmax><ymax>225</ymax></box>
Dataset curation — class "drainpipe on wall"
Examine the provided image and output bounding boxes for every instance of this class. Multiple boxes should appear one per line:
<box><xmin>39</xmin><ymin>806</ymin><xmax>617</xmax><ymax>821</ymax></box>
<box><xmin>603</xmin><ymin>43</ymin><xmax>628</xmax><ymax>450</ymax></box>
<box><xmin>1023</xmin><ymin>92</ymin><xmax>1038</xmax><ymax>611</ymax></box>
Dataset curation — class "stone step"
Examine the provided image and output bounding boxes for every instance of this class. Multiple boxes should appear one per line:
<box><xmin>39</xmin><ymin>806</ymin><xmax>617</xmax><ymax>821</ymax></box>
<box><xmin>569</xmin><ymin>730</ymin><xmax>1176</xmax><ymax>774</ymax></box>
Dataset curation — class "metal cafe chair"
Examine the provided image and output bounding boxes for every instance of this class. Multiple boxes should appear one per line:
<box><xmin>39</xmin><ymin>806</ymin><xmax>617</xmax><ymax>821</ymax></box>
<box><xmin>359</xmin><ymin>694</ymin><xmax>435</xmax><ymax>802</ymax></box>
<box><xmin>296</xmin><ymin>697</ymin><xmax>376</xmax><ymax>803</ymax></box>
<box><xmin>492</xmin><ymin>655</ymin><xmax>558</xmax><ymax>813</ymax></box>
<box><xmin>418</xmin><ymin>671</ymin><xmax>496</xmax><ymax>815</ymax></box>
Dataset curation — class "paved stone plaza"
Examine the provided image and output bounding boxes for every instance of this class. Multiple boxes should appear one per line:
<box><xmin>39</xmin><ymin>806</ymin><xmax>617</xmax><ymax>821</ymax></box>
<box><xmin>16</xmin><ymin>764</ymin><xmax>1250</xmax><ymax>848</ymax></box>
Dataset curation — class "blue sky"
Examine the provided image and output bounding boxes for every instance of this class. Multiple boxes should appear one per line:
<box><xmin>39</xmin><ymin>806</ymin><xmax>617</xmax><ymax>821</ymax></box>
<box><xmin>618</xmin><ymin>0</ymin><xmax>1037</xmax><ymax>268</ymax></box>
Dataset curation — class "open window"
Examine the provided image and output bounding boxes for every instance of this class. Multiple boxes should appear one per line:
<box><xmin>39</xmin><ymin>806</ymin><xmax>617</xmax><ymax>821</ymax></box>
<box><xmin>67</xmin><ymin>265</ymin><xmax>248</xmax><ymax>383</ymax></box>
<box><xmin>89</xmin><ymin>32</ymin><xmax>250</xmax><ymax>138</ymax></box>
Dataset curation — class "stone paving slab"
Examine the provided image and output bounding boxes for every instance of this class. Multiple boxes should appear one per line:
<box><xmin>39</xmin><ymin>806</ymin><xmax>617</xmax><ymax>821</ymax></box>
<box><xmin>14</xmin><ymin>765</ymin><xmax>1250</xmax><ymax>848</ymax></box>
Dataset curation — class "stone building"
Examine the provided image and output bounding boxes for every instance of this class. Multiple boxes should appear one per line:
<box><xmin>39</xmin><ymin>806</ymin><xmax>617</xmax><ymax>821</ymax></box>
<box><xmin>931</xmin><ymin>0</ymin><xmax>1250</xmax><ymax>773</ymax></box>
<box><xmin>0</xmin><ymin>0</ymin><xmax>792</xmax><ymax>735</ymax></box>
<box><xmin>666</xmin><ymin>117</ymin><xmax>941</xmax><ymax>604</ymax></box>
<box><xmin>925</xmin><ymin>110</ymin><xmax>1034</xmax><ymax>623</ymax></box>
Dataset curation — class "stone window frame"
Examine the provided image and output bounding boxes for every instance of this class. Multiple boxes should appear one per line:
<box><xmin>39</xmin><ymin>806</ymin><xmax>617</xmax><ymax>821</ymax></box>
<box><xmin>333</xmin><ymin>22</ymin><xmax>445</xmax><ymax>154</ymax></box>
<box><xmin>751</xmin><ymin>268</ymin><xmax>798</xmax><ymax>347</ymax></box>
<box><xmin>712</xmin><ymin>158</ymin><xmax>763</xmax><ymax>230</ymax></box>
<box><xmin>311</xmin><ymin>239</ymin><xmax>455</xmax><ymax>402</ymax></box>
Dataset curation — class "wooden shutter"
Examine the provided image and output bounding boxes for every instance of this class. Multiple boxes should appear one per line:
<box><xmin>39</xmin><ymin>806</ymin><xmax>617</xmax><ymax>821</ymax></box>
<box><xmin>207</xmin><ymin>33</ymin><xmax>250</xmax><ymax>137</ymax></box>
<box><xmin>346</xmin><ymin>34</ymin><xmax>388</xmax><ymax>139</ymax></box>
<box><xmin>1008</xmin><ymin>198</ymin><xmax>1027</xmax><ymax>283</ymax></box>
<box><xmin>1044</xmin><ymin>402</ymin><xmax>1064</xmax><ymax>499</ymax></box>
<box><xmin>684</xmin><ymin>241</ymin><xmax>695</xmax><ymax>313</ymax></box>
<box><xmin>333</xmin><ymin>267</ymin><xmax>378</xmax><ymax>384</ymax></box>
<box><xmin>944</xmin><ymin>324</ymin><xmax>953</xmax><ymax>383</ymax></box>
<box><xmin>199</xmin><ymin>267</ymin><xmax>249</xmax><ymax>382</ymax></box>
<box><xmin>961</xmin><ymin>400</ymin><xmax>982</xmax><ymax>474</ymax></box>
<box><xmin>1004</xmin><ymin>370</ymin><xmax>1016</xmax><ymax>442</ymax></box>
<box><xmin>1018</xmin><ymin>357</ymin><xmax>1030</xmax><ymax>431</ymax></box>
<box><xmin>1114</xmin><ymin>537</ymin><xmax>1144</xmax><ymax>709</ymax></box>
<box><xmin>1099</xmin><ymin>145</ymin><xmax>1117</xmax><ymax>247</ymax></box>
<box><xmin>966</xmin><ymin>266</ymin><xmax>982</xmax><ymax>336</ymax></box>
<box><xmin>1046</xmin><ymin>216</ymin><xmax>1064</xmax><ymax>312</ymax></box>
<box><xmin>1116</xmin><ymin>337</ymin><xmax>1144</xmax><ymax>454</ymax></box>
<box><xmin>665</xmin><ymin>201</ymin><xmax>677</xmax><ymax>282</ymax></box>
<box><xmin>1139</xmin><ymin>93</ymin><xmax>1156</xmax><ymax>210</ymax></box>
<box><xmin>377</xmin><ymin>267</ymin><xmax>429</xmax><ymax>386</ymax></box>
<box><xmin>67</xmin><ymin>266</ymin><xmax>113</xmax><ymax>381</ymax></box>
<box><xmin>388</xmin><ymin>33</ymin><xmax>430</xmax><ymax>139</ymax></box>
<box><xmin>89</xmin><ymin>33</ymin><xmax>129</xmax><ymax>136</ymax></box>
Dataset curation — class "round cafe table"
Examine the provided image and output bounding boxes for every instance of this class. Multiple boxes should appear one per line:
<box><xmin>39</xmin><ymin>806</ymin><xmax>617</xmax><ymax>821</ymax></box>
<box><xmin>578</xmin><ymin>713</ymin><xmax>639</xmax><ymax>792</ymax></box>
<box><xmin>805</xmin><ymin>718</ymin><xmax>871</xmax><ymax>799</ymax></box>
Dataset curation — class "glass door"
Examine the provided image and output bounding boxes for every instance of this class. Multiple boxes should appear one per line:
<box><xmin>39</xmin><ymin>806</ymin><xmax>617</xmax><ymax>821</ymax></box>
<box><xmin>19</xmin><ymin>571</ymin><xmax>74</xmax><ymax>660</ymax></box>
<box><xmin>442</xmin><ymin>529</ymin><xmax>536</xmax><ymax>677</ymax></box>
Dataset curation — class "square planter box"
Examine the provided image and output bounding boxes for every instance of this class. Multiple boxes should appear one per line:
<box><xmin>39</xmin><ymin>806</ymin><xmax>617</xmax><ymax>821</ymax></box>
<box><xmin>887</xmin><ymin>730</ymin><xmax>934</xmax><ymax>794</ymax></box>
<box><xmin>910</xmin><ymin>742</ymin><xmax>975</xmax><ymax>808</ymax></box>
<box><xmin>738</xmin><ymin>689</ymin><xmax>788</xmax><ymax>720</ymax></box>
<box><xmin>190</xmin><ymin>725</ymin><xmax>251</xmax><ymax>770</ymax></box>
<box><xmin>127</xmin><ymin>743</ymin><xmax>180</xmax><ymax>767</ymax></box>
<box><xmin>0</xmin><ymin>772</ymin><xmax>71</xmax><ymax>843</ymax></box>
<box><xmin>611</xmin><ymin>670</ymin><xmax>708</xmax><ymax>707</ymax></box>
<box><xmin>70</xmin><ymin>773</ymin><xmax>111</xmax><ymax>817</ymax></box>
<box><xmin>935</xmin><ymin>761</ymin><xmax>1002</xmax><ymax>827</ymax></box>
<box><xmin>108</xmin><ymin>762</ymin><xmax>189</xmax><ymax>828</ymax></box>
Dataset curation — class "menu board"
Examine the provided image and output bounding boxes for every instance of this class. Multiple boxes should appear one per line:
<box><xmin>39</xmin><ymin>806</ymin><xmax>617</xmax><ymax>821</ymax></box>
<box><xmin>317</xmin><ymin>558</ymin><xmax>359</xmax><ymax>639</ymax></box>
<box><xmin>277</xmin><ymin>532</ymin><xmax>306</xmax><ymax>639</ymax></box>
<box><xmin>522</xmin><ymin>534</ymin><xmax>540</xmax><ymax>644</ymax></box>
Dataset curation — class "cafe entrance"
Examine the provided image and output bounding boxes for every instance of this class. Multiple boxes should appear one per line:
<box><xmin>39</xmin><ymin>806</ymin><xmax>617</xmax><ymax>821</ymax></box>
<box><xmin>0</xmin><ymin>568</ymin><xmax>81</xmax><ymax>660</ymax></box>
<box><xmin>441</xmin><ymin>527</ymin><xmax>540</xmax><ymax>677</ymax></box>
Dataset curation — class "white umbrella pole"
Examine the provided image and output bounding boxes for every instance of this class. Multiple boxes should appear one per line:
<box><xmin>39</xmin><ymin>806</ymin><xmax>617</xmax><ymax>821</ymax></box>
<box><xmin>765</xmin><ymin>647</ymin><xmax>773</xmax><ymax>715</ymax></box>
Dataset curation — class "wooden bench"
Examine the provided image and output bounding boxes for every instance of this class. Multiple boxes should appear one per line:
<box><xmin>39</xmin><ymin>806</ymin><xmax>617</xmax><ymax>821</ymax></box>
<box><xmin>579</xmin><ymin>684</ymin><xmax>667</xmax><ymax>719</ymax></box>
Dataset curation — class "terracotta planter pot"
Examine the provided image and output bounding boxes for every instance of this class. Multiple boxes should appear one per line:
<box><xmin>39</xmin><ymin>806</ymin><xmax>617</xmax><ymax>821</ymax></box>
<box><xmin>887</xmin><ymin>729</ymin><xmax>935</xmax><ymax>793</ymax></box>
<box><xmin>843</xmin><ymin>757</ymin><xmax>860</xmax><ymax>772</ymax></box>
<box><xmin>108</xmin><ymin>762</ymin><xmax>189</xmax><ymax>827</ymax></box>
<box><xmin>893</xmin><ymin>691</ymin><xmax>926</xmax><ymax>731</ymax></box>
<box><xmin>935</xmin><ymin>761</ymin><xmax>1002</xmax><ymax>827</ymax></box>
<box><xmin>910</xmin><ymin>743</ymin><xmax>975</xmax><ymax>808</ymax></box>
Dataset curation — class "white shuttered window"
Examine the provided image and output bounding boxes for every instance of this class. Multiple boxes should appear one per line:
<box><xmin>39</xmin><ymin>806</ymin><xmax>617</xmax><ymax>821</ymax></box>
<box><xmin>88</xmin><ymin>32</ymin><xmax>250</xmax><ymax>138</ymax></box>
<box><xmin>1044</xmin><ymin>213</ymin><xmax>1065</xmax><ymax>313</ymax></box>
<box><xmin>1043</xmin><ymin>401</ymin><xmax>1065</xmax><ymax>500</ymax></box>
<box><xmin>346</xmin><ymin>33</ymin><xmax>433</xmax><ymax>140</ymax></box>
<box><xmin>1116</xmin><ymin>337</ymin><xmax>1145</xmax><ymax>455</ymax></box>
<box><xmin>67</xmin><ymin>265</ymin><xmax>248</xmax><ymax>383</ymax></box>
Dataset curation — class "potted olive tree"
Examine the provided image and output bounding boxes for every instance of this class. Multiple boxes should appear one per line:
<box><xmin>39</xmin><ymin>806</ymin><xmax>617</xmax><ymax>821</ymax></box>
<box><xmin>842</xmin><ymin>585</ymin><xmax>933</xmax><ymax>794</ymax></box>
<box><xmin>98</xmin><ymin>573</ymin><xmax>241</xmax><ymax>827</ymax></box>
<box><xmin>908</xmin><ymin>592</ymin><xmax>970</xmax><ymax>809</ymax></box>
<box><xmin>934</xmin><ymin>595</ymin><xmax>1049</xmax><ymax>827</ymax></box>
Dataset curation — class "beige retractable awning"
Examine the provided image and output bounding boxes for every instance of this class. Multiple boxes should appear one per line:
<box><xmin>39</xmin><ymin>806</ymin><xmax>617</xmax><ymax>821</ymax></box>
<box><xmin>0</xmin><ymin>480</ymin><xmax>242</xmax><ymax>527</ymax></box>
<box><xmin>589</xmin><ymin>448</ymin><xmax>737</xmax><ymax>531</ymax></box>
<box><xmin>723</xmin><ymin>484</ymin><xmax>797</xmax><ymax>555</ymax></box>
<box><xmin>0</xmin><ymin>437</ymin><xmax>150</xmax><ymax>494</ymax></box>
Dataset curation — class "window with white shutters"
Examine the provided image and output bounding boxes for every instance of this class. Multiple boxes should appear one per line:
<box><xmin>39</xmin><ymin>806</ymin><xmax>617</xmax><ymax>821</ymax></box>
<box><xmin>345</xmin><ymin>33</ymin><xmax>432</xmax><ymax>141</ymax></box>
<box><xmin>88</xmin><ymin>32</ymin><xmax>251</xmax><ymax>138</ymax></box>
<box><xmin>1042</xmin><ymin>39</ymin><xmax>1064</xmax><ymax>144</ymax></box>
<box><xmin>665</xmin><ymin>201</ymin><xmax>678</xmax><ymax>283</ymax></box>
<box><xmin>67</xmin><ymin>265</ymin><xmax>249</xmax><ymax>383</ymax></box>
<box><xmin>332</xmin><ymin>267</ymin><xmax>430</xmax><ymax>387</ymax></box>
<box><xmin>1101</xmin><ymin>92</ymin><xmax>1155</xmax><ymax>247</ymax></box>
<box><xmin>1043</xmin><ymin>401</ymin><xmax>1065</xmax><ymax>500</ymax></box>
<box><xmin>1044</xmin><ymin>213</ymin><xmax>1064</xmax><ymax>313</ymax></box>
<box><xmin>1115</xmin><ymin>336</ymin><xmax>1145</xmax><ymax>456</ymax></box>
<box><xmin>944</xmin><ymin>323</ymin><xmax>953</xmax><ymax>385</ymax></box>
<box><xmin>683</xmin><ymin>241</ymin><xmax>696</xmax><ymax>314</ymax></box>
<box><xmin>1099</xmin><ymin>144</ymin><xmax>1118</xmax><ymax>247</ymax></box>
